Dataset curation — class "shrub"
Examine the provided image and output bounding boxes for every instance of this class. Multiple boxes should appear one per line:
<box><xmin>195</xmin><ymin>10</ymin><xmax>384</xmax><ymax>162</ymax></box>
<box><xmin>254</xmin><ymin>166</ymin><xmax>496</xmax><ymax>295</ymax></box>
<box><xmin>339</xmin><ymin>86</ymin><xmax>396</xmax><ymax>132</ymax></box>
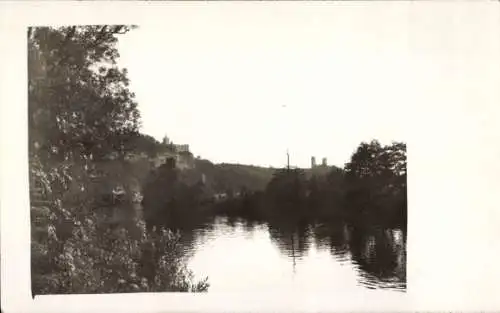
<box><xmin>31</xmin><ymin>157</ymin><xmax>209</xmax><ymax>295</ymax></box>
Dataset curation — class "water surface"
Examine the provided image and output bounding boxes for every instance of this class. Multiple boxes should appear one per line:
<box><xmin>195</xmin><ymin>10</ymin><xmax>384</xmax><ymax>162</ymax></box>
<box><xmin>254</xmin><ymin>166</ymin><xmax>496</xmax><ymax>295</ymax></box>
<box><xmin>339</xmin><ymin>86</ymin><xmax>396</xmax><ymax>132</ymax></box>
<box><xmin>180</xmin><ymin>216</ymin><xmax>406</xmax><ymax>294</ymax></box>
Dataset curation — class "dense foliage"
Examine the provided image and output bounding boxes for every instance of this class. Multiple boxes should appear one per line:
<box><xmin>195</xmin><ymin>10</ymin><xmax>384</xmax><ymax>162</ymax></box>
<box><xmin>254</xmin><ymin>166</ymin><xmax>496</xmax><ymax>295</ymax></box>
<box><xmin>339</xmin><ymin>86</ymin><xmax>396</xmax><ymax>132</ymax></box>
<box><xmin>344</xmin><ymin>140</ymin><xmax>407</xmax><ymax>226</ymax></box>
<box><xmin>213</xmin><ymin>140</ymin><xmax>407</xmax><ymax>229</ymax></box>
<box><xmin>141</xmin><ymin>163</ymin><xmax>209</xmax><ymax>231</ymax></box>
<box><xmin>29</xmin><ymin>25</ymin><xmax>208</xmax><ymax>295</ymax></box>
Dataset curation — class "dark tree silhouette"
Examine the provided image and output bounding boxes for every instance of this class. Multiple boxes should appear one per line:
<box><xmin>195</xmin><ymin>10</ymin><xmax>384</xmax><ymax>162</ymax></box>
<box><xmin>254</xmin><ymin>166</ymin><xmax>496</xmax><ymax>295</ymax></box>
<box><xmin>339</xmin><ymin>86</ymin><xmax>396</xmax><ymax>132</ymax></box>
<box><xmin>344</xmin><ymin>140</ymin><xmax>407</xmax><ymax>227</ymax></box>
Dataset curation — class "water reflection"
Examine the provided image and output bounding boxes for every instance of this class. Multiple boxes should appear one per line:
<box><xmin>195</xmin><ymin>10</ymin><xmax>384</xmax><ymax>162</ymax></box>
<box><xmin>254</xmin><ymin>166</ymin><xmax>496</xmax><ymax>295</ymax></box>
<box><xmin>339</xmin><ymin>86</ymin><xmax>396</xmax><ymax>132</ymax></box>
<box><xmin>268</xmin><ymin>222</ymin><xmax>313</xmax><ymax>261</ymax></box>
<box><xmin>314</xmin><ymin>222</ymin><xmax>406</xmax><ymax>290</ymax></box>
<box><xmin>313</xmin><ymin>222</ymin><xmax>351</xmax><ymax>263</ymax></box>
<box><xmin>177</xmin><ymin>216</ymin><xmax>406</xmax><ymax>293</ymax></box>
<box><xmin>350</xmin><ymin>226</ymin><xmax>406</xmax><ymax>290</ymax></box>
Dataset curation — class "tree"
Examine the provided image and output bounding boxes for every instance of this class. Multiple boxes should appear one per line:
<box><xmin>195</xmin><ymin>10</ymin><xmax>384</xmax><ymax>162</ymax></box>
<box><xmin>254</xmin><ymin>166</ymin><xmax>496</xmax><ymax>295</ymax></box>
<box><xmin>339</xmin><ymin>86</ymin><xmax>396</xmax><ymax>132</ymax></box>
<box><xmin>29</xmin><ymin>25</ymin><xmax>140</xmax><ymax>163</ymax></box>
<box><xmin>345</xmin><ymin>140</ymin><xmax>383</xmax><ymax>179</ymax></box>
<box><xmin>343</xmin><ymin>140</ymin><xmax>382</xmax><ymax>212</ymax></box>
<box><xmin>387</xmin><ymin>142</ymin><xmax>407</xmax><ymax>191</ymax></box>
<box><xmin>29</xmin><ymin>25</ymin><xmax>209</xmax><ymax>295</ymax></box>
<box><xmin>127</xmin><ymin>133</ymin><xmax>165</xmax><ymax>158</ymax></box>
<box><xmin>343</xmin><ymin>140</ymin><xmax>407</xmax><ymax>226</ymax></box>
<box><xmin>29</xmin><ymin>25</ymin><xmax>141</xmax><ymax>245</ymax></box>
<box><xmin>265</xmin><ymin>168</ymin><xmax>308</xmax><ymax>221</ymax></box>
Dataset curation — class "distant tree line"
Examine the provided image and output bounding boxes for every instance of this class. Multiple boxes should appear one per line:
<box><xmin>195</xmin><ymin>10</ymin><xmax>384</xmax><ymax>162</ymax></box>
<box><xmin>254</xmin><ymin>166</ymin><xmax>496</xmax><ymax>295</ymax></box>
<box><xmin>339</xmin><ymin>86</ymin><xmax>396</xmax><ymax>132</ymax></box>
<box><xmin>141</xmin><ymin>162</ymin><xmax>209</xmax><ymax>231</ymax></box>
<box><xmin>213</xmin><ymin>140</ymin><xmax>407</xmax><ymax>229</ymax></box>
<box><xmin>139</xmin><ymin>158</ymin><xmax>278</xmax><ymax>231</ymax></box>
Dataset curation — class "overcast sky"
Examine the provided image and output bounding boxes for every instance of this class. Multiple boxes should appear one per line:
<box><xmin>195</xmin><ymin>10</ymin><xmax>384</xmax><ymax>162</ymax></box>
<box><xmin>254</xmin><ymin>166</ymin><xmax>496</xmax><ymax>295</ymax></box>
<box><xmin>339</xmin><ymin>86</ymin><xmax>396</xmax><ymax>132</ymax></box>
<box><xmin>114</xmin><ymin>5</ymin><xmax>496</xmax><ymax>168</ymax></box>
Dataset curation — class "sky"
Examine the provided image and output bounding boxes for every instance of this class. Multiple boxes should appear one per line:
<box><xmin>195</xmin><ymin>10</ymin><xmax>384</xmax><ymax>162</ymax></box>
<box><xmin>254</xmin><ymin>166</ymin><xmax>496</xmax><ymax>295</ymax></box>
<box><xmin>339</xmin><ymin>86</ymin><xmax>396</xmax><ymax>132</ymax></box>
<box><xmin>113</xmin><ymin>5</ymin><xmax>496</xmax><ymax>168</ymax></box>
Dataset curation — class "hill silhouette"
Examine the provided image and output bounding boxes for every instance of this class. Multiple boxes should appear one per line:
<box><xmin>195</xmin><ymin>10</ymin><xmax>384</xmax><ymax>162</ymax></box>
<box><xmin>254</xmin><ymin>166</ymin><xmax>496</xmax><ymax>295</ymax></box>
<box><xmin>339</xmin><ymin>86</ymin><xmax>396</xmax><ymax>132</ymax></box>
<box><xmin>187</xmin><ymin>158</ymin><xmax>342</xmax><ymax>196</ymax></box>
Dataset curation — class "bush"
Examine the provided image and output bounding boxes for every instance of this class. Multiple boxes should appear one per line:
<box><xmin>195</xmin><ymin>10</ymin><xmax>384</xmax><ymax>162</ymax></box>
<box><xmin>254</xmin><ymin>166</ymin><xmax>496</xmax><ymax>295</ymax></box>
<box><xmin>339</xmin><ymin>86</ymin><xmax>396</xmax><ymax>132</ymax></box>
<box><xmin>31</xmin><ymin>157</ymin><xmax>209</xmax><ymax>295</ymax></box>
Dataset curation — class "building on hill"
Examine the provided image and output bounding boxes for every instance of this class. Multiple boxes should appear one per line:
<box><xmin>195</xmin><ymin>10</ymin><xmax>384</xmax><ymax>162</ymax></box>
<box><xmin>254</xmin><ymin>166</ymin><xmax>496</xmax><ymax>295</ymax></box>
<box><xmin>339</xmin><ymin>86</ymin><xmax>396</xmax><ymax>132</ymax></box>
<box><xmin>152</xmin><ymin>142</ymin><xmax>194</xmax><ymax>170</ymax></box>
<box><xmin>151</xmin><ymin>151</ymin><xmax>177</xmax><ymax>168</ymax></box>
<box><xmin>162</xmin><ymin>134</ymin><xmax>171</xmax><ymax>145</ymax></box>
<box><xmin>173</xmin><ymin>144</ymin><xmax>189</xmax><ymax>153</ymax></box>
<box><xmin>161</xmin><ymin>134</ymin><xmax>190</xmax><ymax>154</ymax></box>
<box><xmin>311</xmin><ymin>156</ymin><xmax>328</xmax><ymax>168</ymax></box>
<box><xmin>154</xmin><ymin>133</ymin><xmax>193</xmax><ymax>169</ymax></box>
<box><xmin>310</xmin><ymin>156</ymin><xmax>330</xmax><ymax>177</ymax></box>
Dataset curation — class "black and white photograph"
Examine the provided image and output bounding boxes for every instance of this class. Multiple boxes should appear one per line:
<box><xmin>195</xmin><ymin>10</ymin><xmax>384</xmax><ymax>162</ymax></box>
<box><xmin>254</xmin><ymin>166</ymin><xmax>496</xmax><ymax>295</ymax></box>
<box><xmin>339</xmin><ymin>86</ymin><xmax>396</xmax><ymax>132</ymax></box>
<box><xmin>28</xmin><ymin>18</ymin><xmax>407</xmax><ymax>296</ymax></box>
<box><xmin>3</xmin><ymin>1</ymin><xmax>500</xmax><ymax>312</ymax></box>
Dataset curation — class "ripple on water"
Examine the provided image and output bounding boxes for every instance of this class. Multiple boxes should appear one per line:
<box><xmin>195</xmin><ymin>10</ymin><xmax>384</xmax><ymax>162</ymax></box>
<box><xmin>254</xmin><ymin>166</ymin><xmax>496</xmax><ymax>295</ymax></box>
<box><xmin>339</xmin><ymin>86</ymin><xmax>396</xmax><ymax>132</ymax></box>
<box><xmin>179</xmin><ymin>217</ymin><xmax>406</xmax><ymax>294</ymax></box>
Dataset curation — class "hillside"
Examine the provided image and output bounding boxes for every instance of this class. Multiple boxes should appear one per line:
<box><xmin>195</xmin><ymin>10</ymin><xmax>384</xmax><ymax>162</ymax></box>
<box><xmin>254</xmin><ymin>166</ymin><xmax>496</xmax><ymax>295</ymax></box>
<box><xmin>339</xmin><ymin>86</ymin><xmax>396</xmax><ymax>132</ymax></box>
<box><xmin>123</xmin><ymin>132</ymin><xmax>343</xmax><ymax>197</ymax></box>
<box><xmin>184</xmin><ymin>158</ymin><xmax>342</xmax><ymax>196</ymax></box>
<box><xmin>126</xmin><ymin>133</ymin><xmax>343</xmax><ymax>195</ymax></box>
<box><xmin>189</xmin><ymin>159</ymin><xmax>274</xmax><ymax>194</ymax></box>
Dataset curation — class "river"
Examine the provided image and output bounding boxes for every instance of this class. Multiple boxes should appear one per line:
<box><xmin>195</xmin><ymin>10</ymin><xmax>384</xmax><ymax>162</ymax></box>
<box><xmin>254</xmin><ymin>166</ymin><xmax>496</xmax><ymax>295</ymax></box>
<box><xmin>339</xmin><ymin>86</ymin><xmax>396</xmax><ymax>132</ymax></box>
<box><xmin>178</xmin><ymin>216</ymin><xmax>406</xmax><ymax>294</ymax></box>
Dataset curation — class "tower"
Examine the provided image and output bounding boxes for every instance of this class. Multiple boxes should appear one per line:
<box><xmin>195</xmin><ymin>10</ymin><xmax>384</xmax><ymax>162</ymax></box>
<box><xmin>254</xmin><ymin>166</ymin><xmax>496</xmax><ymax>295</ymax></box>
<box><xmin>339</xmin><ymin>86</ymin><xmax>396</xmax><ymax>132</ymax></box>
<box><xmin>322</xmin><ymin>157</ymin><xmax>327</xmax><ymax>167</ymax></box>
<box><xmin>162</xmin><ymin>134</ymin><xmax>170</xmax><ymax>145</ymax></box>
<box><xmin>311</xmin><ymin>156</ymin><xmax>316</xmax><ymax>168</ymax></box>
